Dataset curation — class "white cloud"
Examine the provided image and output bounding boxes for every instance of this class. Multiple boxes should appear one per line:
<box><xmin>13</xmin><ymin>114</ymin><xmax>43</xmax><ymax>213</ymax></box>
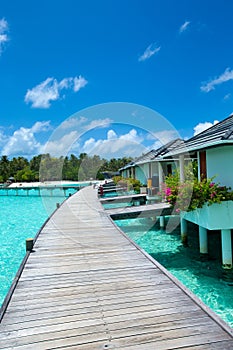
<box><xmin>0</xmin><ymin>18</ymin><xmax>9</xmax><ymax>55</ymax></box>
<box><xmin>149</xmin><ymin>130</ymin><xmax>179</xmax><ymax>146</ymax></box>
<box><xmin>82</xmin><ymin>137</ymin><xmax>99</xmax><ymax>154</ymax></box>
<box><xmin>223</xmin><ymin>93</ymin><xmax>231</xmax><ymax>101</ymax></box>
<box><xmin>87</xmin><ymin>118</ymin><xmax>112</xmax><ymax>130</ymax></box>
<box><xmin>43</xmin><ymin>130</ymin><xmax>79</xmax><ymax>157</ymax></box>
<box><xmin>119</xmin><ymin>129</ymin><xmax>143</xmax><ymax>143</ymax></box>
<box><xmin>0</xmin><ymin>129</ymin><xmax>8</xmax><ymax>145</ymax></box>
<box><xmin>25</xmin><ymin>75</ymin><xmax>88</xmax><ymax>108</ymax></box>
<box><xmin>60</xmin><ymin>116</ymin><xmax>88</xmax><ymax>130</ymax></box>
<box><xmin>25</xmin><ymin>78</ymin><xmax>60</xmax><ymax>108</ymax></box>
<box><xmin>41</xmin><ymin>117</ymin><xmax>114</xmax><ymax>158</ymax></box>
<box><xmin>73</xmin><ymin>76</ymin><xmax>88</xmax><ymax>92</ymax></box>
<box><xmin>201</xmin><ymin>68</ymin><xmax>233</xmax><ymax>93</ymax></box>
<box><xmin>2</xmin><ymin>121</ymin><xmax>51</xmax><ymax>157</ymax></box>
<box><xmin>193</xmin><ymin>120</ymin><xmax>219</xmax><ymax>136</ymax></box>
<box><xmin>80</xmin><ymin>128</ymin><xmax>145</xmax><ymax>158</ymax></box>
<box><xmin>107</xmin><ymin>129</ymin><xmax>117</xmax><ymax>140</ymax></box>
<box><xmin>59</xmin><ymin>117</ymin><xmax>112</xmax><ymax>132</ymax></box>
<box><xmin>179</xmin><ymin>21</ymin><xmax>190</xmax><ymax>33</ymax></box>
<box><xmin>31</xmin><ymin>121</ymin><xmax>51</xmax><ymax>133</ymax></box>
<box><xmin>138</xmin><ymin>43</ymin><xmax>161</xmax><ymax>62</ymax></box>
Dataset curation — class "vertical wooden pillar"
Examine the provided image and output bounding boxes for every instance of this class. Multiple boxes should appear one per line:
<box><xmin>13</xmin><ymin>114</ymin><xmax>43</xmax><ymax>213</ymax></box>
<box><xmin>158</xmin><ymin>162</ymin><xmax>163</xmax><ymax>192</ymax></box>
<box><xmin>221</xmin><ymin>229</ymin><xmax>232</xmax><ymax>269</ymax></box>
<box><xmin>199</xmin><ymin>226</ymin><xmax>208</xmax><ymax>255</ymax></box>
<box><xmin>179</xmin><ymin>155</ymin><xmax>185</xmax><ymax>183</ymax></box>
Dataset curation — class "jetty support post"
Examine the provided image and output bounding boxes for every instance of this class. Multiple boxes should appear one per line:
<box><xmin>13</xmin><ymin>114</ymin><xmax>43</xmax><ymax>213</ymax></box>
<box><xmin>26</xmin><ymin>238</ymin><xmax>34</xmax><ymax>252</ymax></box>
<box><xmin>181</xmin><ymin>217</ymin><xmax>188</xmax><ymax>245</ymax></box>
<box><xmin>159</xmin><ymin>216</ymin><xmax>165</xmax><ymax>229</ymax></box>
<box><xmin>199</xmin><ymin>226</ymin><xmax>208</xmax><ymax>256</ymax></box>
<box><xmin>221</xmin><ymin>229</ymin><xmax>232</xmax><ymax>269</ymax></box>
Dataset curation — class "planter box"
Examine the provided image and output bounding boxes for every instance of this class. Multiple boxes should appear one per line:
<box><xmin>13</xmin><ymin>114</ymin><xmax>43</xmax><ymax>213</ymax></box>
<box><xmin>181</xmin><ymin>200</ymin><xmax>233</xmax><ymax>230</ymax></box>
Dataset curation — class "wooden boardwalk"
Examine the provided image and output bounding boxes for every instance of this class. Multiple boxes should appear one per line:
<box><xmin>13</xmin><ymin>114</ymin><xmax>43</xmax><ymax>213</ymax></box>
<box><xmin>0</xmin><ymin>186</ymin><xmax>233</xmax><ymax>349</ymax></box>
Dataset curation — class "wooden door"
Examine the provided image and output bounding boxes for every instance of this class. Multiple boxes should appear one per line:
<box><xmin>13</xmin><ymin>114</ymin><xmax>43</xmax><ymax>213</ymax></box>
<box><xmin>199</xmin><ymin>151</ymin><xmax>207</xmax><ymax>179</ymax></box>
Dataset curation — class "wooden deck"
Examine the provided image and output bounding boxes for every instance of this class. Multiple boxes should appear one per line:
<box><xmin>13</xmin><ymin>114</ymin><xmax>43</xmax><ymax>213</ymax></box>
<box><xmin>105</xmin><ymin>202</ymin><xmax>172</xmax><ymax>220</ymax></box>
<box><xmin>0</xmin><ymin>186</ymin><xmax>233</xmax><ymax>349</ymax></box>
<box><xmin>100</xmin><ymin>193</ymin><xmax>147</xmax><ymax>204</ymax></box>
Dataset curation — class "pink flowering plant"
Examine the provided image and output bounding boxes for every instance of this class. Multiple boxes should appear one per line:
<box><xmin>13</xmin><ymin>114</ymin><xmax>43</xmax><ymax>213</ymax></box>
<box><xmin>164</xmin><ymin>175</ymin><xmax>233</xmax><ymax>212</ymax></box>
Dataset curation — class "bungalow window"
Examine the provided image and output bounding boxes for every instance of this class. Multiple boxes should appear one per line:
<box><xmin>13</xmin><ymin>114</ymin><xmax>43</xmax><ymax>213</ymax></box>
<box><xmin>167</xmin><ymin>164</ymin><xmax>172</xmax><ymax>175</ymax></box>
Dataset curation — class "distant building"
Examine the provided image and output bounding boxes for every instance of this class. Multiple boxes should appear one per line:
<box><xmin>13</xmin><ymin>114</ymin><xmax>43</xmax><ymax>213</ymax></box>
<box><xmin>119</xmin><ymin>138</ymin><xmax>184</xmax><ymax>192</ymax></box>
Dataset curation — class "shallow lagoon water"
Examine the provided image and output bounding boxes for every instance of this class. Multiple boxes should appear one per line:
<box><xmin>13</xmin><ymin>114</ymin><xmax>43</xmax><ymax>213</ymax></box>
<box><xmin>115</xmin><ymin>216</ymin><xmax>233</xmax><ymax>328</ymax></box>
<box><xmin>0</xmin><ymin>189</ymin><xmax>76</xmax><ymax>306</ymax></box>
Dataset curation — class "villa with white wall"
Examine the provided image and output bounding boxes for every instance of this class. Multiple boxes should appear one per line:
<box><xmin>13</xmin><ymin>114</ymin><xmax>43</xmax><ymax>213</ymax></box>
<box><xmin>120</xmin><ymin>138</ymin><xmax>184</xmax><ymax>191</ymax></box>
<box><xmin>163</xmin><ymin>114</ymin><xmax>233</xmax><ymax>269</ymax></box>
<box><xmin>119</xmin><ymin>114</ymin><xmax>233</xmax><ymax>270</ymax></box>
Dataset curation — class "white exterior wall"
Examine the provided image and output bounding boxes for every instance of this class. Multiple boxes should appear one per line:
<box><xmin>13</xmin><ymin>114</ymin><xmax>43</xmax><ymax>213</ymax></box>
<box><xmin>151</xmin><ymin>162</ymin><xmax>158</xmax><ymax>176</ymax></box>
<box><xmin>207</xmin><ymin>145</ymin><xmax>233</xmax><ymax>187</ymax></box>
<box><xmin>134</xmin><ymin>162</ymin><xmax>159</xmax><ymax>186</ymax></box>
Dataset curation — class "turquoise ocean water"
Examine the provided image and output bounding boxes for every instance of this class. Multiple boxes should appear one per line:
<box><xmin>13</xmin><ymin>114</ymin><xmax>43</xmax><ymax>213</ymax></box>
<box><xmin>0</xmin><ymin>188</ymin><xmax>77</xmax><ymax>307</ymax></box>
<box><xmin>115</xmin><ymin>216</ymin><xmax>233</xmax><ymax>328</ymax></box>
<box><xmin>1</xmin><ymin>189</ymin><xmax>233</xmax><ymax>328</ymax></box>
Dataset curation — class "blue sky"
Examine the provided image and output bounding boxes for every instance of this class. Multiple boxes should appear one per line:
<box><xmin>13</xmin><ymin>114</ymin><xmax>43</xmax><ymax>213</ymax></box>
<box><xmin>1</xmin><ymin>0</ymin><xmax>233</xmax><ymax>159</ymax></box>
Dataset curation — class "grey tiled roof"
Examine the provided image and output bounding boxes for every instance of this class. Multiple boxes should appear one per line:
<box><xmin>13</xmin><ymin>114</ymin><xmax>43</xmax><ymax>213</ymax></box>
<box><xmin>120</xmin><ymin>138</ymin><xmax>183</xmax><ymax>170</ymax></box>
<box><xmin>164</xmin><ymin>114</ymin><xmax>233</xmax><ymax>156</ymax></box>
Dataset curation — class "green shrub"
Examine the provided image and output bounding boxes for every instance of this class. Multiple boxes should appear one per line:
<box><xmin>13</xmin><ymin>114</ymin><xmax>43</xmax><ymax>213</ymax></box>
<box><xmin>164</xmin><ymin>176</ymin><xmax>233</xmax><ymax>212</ymax></box>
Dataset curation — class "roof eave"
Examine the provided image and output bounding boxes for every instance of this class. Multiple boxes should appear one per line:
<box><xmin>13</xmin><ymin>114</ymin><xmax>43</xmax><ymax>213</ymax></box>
<box><xmin>164</xmin><ymin>139</ymin><xmax>233</xmax><ymax>157</ymax></box>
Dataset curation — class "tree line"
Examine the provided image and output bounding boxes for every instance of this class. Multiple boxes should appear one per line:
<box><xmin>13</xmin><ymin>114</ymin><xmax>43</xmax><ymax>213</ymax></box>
<box><xmin>0</xmin><ymin>154</ymin><xmax>132</xmax><ymax>183</ymax></box>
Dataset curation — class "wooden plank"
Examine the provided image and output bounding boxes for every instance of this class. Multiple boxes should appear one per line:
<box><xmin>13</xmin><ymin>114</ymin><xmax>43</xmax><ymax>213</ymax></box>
<box><xmin>0</xmin><ymin>186</ymin><xmax>232</xmax><ymax>350</ymax></box>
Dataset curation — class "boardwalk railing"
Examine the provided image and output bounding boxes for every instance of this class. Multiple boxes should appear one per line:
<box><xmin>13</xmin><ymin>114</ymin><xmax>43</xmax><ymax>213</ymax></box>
<box><xmin>0</xmin><ymin>185</ymin><xmax>82</xmax><ymax>197</ymax></box>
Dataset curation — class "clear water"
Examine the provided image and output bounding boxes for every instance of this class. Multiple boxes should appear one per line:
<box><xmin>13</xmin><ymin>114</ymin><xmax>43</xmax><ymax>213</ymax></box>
<box><xmin>0</xmin><ymin>188</ymin><xmax>77</xmax><ymax>307</ymax></box>
<box><xmin>115</xmin><ymin>216</ymin><xmax>233</xmax><ymax>328</ymax></box>
<box><xmin>102</xmin><ymin>190</ymin><xmax>136</xmax><ymax>198</ymax></box>
<box><xmin>103</xmin><ymin>202</ymin><xmax>133</xmax><ymax>209</ymax></box>
<box><xmin>102</xmin><ymin>190</ymin><xmax>139</xmax><ymax>209</ymax></box>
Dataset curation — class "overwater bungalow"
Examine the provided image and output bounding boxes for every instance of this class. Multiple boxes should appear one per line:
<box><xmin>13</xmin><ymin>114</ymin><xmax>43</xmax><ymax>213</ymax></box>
<box><xmin>119</xmin><ymin>114</ymin><xmax>233</xmax><ymax>271</ymax></box>
<box><xmin>163</xmin><ymin>114</ymin><xmax>233</xmax><ymax>270</ymax></box>
<box><xmin>119</xmin><ymin>138</ymin><xmax>184</xmax><ymax>195</ymax></box>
